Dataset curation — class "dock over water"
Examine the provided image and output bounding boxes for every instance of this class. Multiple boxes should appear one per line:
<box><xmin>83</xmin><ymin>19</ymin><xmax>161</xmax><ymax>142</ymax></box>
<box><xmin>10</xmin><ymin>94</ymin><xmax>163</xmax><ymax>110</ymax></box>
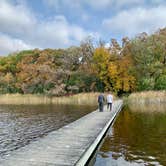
<box><xmin>0</xmin><ymin>100</ymin><xmax>123</xmax><ymax>166</ymax></box>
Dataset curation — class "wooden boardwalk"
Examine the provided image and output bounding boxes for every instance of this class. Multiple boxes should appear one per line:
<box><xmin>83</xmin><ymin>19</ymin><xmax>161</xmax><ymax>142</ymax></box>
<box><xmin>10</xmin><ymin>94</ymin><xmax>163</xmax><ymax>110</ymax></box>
<box><xmin>0</xmin><ymin>100</ymin><xmax>123</xmax><ymax>166</ymax></box>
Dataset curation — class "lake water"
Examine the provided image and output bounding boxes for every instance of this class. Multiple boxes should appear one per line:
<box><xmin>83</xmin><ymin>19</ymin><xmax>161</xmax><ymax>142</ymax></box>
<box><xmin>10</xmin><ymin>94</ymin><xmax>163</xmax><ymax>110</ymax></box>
<box><xmin>93</xmin><ymin>105</ymin><xmax>166</xmax><ymax>166</ymax></box>
<box><xmin>0</xmin><ymin>104</ymin><xmax>96</xmax><ymax>157</ymax></box>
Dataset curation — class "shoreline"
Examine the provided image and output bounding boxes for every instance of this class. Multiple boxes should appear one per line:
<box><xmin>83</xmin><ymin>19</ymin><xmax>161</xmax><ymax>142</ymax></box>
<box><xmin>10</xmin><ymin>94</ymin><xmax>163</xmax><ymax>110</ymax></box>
<box><xmin>0</xmin><ymin>93</ymin><xmax>100</xmax><ymax>105</ymax></box>
<box><xmin>0</xmin><ymin>91</ymin><xmax>165</xmax><ymax>108</ymax></box>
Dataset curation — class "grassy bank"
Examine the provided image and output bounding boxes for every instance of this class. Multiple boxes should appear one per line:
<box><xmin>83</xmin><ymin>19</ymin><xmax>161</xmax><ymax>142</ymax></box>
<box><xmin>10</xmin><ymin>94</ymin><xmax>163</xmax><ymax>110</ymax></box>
<box><xmin>127</xmin><ymin>91</ymin><xmax>166</xmax><ymax>112</ymax></box>
<box><xmin>0</xmin><ymin>93</ymin><xmax>101</xmax><ymax>105</ymax></box>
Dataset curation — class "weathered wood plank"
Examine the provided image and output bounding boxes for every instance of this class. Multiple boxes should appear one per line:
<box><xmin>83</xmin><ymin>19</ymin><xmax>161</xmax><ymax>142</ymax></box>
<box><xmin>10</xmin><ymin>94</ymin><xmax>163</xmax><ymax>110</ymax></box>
<box><xmin>0</xmin><ymin>100</ymin><xmax>123</xmax><ymax>166</ymax></box>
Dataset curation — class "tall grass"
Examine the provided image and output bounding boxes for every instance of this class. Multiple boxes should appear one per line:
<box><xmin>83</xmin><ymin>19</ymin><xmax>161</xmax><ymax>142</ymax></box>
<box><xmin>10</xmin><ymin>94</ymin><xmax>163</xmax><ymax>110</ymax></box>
<box><xmin>51</xmin><ymin>93</ymin><xmax>100</xmax><ymax>105</ymax></box>
<box><xmin>128</xmin><ymin>91</ymin><xmax>166</xmax><ymax>104</ymax></box>
<box><xmin>0</xmin><ymin>93</ymin><xmax>101</xmax><ymax>105</ymax></box>
<box><xmin>127</xmin><ymin>91</ymin><xmax>166</xmax><ymax>112</ymax></box>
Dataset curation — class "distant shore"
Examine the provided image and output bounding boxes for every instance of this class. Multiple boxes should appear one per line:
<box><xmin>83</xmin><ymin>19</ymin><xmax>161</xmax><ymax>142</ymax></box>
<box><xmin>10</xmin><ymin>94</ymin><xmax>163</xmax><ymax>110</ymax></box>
<box><xmin>0</xmin><ymin>91</ymin><xmax>165</xmax><ymax>109</ymax></box>
<box><xmin>0</xmin><ymin>93</ymin><xmax>100</xmax><ymax>105</ymax></box>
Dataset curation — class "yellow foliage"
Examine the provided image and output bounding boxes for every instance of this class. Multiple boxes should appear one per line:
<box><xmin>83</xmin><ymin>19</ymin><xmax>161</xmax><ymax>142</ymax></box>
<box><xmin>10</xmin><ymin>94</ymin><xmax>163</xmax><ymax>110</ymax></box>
<box><xmin>93</xmin><ymin>46</ymin><xmax>136</xmax><ymax>93</ymax></box>
<box><xmin>93</xmin><ymin>47</ymin><xmax>110</xmax><ymax>79</ymax></box>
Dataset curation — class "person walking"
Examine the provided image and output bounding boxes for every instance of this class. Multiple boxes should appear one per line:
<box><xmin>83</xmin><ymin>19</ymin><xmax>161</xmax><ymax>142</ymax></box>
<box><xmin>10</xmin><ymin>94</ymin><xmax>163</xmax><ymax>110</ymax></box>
<box><xmin>98</xmin><ymin>93</ymin><xmax>105</xmax><ymax>112</ymax></box>
<box><xmin>107</xmin><ymin>93</ymin><xmax>113</xmax><ymax>111</ymax></box>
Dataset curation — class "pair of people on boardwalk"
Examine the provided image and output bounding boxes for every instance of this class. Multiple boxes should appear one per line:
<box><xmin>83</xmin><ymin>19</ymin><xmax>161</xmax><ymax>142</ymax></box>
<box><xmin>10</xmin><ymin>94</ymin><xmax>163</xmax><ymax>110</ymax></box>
<box><xmin>98</xmin><ymin>93</ymin><xmax>113</xmax><ymax>112</ymax></box>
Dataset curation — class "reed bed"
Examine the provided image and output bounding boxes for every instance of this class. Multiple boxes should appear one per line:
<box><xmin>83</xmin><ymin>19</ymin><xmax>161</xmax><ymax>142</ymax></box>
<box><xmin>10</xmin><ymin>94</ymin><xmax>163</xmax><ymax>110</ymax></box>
<box><xmin>127</xmin><ymin>91</ymin><xmax>166</xmax><ymax>112</ymax></box>
<box><xmin>128</xmin><ymin>91</ymin><xmax>166</xmax><ymax>104</ymax></box>
<box><xmin>0</xmin><ymin>92</ymin><xmax>116</xmax><ymax>105</ymax></box>
<box><xmin>0</xmin><ymin>93</ymin><xmax>101</xmax><ymax>105</ymax></box>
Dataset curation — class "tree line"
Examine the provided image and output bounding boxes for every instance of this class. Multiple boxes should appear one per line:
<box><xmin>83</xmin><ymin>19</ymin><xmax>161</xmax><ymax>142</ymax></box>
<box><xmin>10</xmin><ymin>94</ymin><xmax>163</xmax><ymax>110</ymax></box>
<box><xmin>0</xmin><ymin>28</ymin><xmax>166</xmax><ymax>96</ymax></box>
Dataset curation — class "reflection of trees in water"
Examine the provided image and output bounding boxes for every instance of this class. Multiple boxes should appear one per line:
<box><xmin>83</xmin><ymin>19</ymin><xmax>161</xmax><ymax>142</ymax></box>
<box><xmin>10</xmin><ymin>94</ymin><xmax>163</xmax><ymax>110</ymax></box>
<box><xmin>129</xmin><ymin>102</ymin><xmax>166</xmax><ymax>113</ymax></box>
<box><xmin>98</xmin><ymin>106</ymin><xmax>166</xmax><ymax>165</ymax></box>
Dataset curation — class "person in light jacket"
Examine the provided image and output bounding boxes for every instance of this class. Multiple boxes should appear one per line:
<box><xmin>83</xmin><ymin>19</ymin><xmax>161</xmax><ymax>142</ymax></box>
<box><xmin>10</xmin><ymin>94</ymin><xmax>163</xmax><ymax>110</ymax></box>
<box><xmin>107</xmin><ymin>93</ymin><xmax>113</xmax><ymax>111</ymax></box>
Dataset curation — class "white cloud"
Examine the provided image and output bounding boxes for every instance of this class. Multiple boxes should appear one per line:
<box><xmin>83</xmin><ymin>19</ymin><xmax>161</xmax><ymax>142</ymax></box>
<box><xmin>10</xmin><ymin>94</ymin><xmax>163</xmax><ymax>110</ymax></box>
<box><xmin>0</xmin><ymin>1</ymin><xmax>94</xmax><ymax>55</ymax></box>
<box><xmin>0</xmin><ymin>33</ymin><xmax>33</xmax><ymax>55</ymax></box>
<box><xmin>35</xmin><ymin>16</ymin><xmax>70</xmax><ymax>47</ymax></box>
<box><xmin>0</xmin><ymin>0</ymin><xmax>36</xmax><ymax>36</ymax></box>
<box><xmin>2</xmin><ymin>0</ymin><xmax>166</xmax><ymax>55</ymax></box>
<box><xmin>32</xmin><ymin>15</ymin><xmax>93</xmax><ymax>48</ymax></box>
<box><xmin>102</xmin><ymin>6</ymin><xmax>166</xmax><ymax>37</ymax></box>
<box><xmin>104</xmin><ymin>42</ymin><xmax>110</xmax><ymax>48</ymax></box>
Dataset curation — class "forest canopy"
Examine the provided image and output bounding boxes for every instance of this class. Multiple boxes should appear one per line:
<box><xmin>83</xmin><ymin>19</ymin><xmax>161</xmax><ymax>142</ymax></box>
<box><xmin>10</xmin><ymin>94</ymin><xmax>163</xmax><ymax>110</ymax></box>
<box><xmin>0</xmin><ymin>28</ymin><xmax>166</xmax><ymax>96</ymax></box>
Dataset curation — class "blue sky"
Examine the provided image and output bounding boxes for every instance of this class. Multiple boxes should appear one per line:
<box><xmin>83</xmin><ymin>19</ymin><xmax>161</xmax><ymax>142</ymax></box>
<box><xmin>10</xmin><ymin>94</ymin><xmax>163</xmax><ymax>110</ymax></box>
<box><xmin>0</xmin><ymin>0</ymin><xmax>166</xmax><ymax>55</ymax></box>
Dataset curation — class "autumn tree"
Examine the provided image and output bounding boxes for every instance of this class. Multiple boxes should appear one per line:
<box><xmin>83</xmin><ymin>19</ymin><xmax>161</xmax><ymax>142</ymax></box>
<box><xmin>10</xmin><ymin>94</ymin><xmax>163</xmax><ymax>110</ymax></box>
<box><xmin>130</xmin><ymin>30</ymin><xmax>166</xmax><ymax>90</ymax></box>
<box><xmin>93</xmin><ymin>41</ymin><xmax>136</xmax><ymax>94</ymax></box>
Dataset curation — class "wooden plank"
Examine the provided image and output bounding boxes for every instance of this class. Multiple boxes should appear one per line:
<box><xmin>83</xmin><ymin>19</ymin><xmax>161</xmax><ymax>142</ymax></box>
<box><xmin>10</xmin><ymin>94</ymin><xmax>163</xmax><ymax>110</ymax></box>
<box><xmin>0</xmin><ymin>100</ymin><xmax>123</xmax><ymax>166</ymax></box>
<box><xmin>76</xmin><ymin>100</ymin><xmax>123</xmax><ymax>165</ymax></box>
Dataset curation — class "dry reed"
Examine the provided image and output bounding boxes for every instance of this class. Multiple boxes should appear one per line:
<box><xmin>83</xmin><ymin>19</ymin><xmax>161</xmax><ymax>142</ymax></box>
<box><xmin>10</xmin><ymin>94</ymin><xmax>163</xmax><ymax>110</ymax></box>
<box><xmin>0</xmin><ymin>93</ymin><xmax>101</xmax><ymax>105</ymax></box>
<box><xmin>127</xmin><ymin>91</ymin><xmax>166</xmax><ymax>112</ymax></box>
<box><xmin>128</xmin><ymin>91</ymin><xmax>166</xmax><ymax>104</ymax></box>
<box><xmin>0</xmin><ymin>92</ymin><xmax>116</xmax><ymax>105</ymax></box>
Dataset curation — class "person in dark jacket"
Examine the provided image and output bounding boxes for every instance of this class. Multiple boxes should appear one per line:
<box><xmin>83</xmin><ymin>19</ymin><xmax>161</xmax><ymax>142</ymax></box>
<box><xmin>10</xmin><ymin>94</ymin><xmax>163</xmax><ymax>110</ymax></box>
<box><xmin>98</xmin><ymin>93</ymin><xmax>105</xmax><ymax>112</ymax></box>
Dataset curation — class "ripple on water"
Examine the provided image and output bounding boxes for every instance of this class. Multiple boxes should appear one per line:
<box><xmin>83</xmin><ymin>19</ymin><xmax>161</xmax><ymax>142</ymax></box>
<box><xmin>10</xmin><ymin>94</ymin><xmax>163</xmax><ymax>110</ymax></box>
<box><xmin>0</xmin><ymin>104</ymin><xmax>96</xmax><ymax>157</ymax></box>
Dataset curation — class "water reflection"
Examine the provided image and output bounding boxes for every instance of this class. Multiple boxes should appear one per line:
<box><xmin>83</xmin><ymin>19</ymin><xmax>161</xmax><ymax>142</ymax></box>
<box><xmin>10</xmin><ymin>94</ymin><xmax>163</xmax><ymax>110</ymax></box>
<box><xmin>93</xmin><ymin>105</ymin><xmax>166</xmax><ymax>166</ymax></box>
<box><xmin>0</xmin><ymin>104</ymin><xmax>96</xmax><ymax>157</ymax></box>
<box><xmin>129</xmin><ymin>102</ymin><xmax>166</xmax><ymax>113</ymax></box>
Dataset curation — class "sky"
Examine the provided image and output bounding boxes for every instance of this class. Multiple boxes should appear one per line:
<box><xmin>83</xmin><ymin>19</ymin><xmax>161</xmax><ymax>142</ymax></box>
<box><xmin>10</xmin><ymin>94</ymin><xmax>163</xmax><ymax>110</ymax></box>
<box><xmin>0</xmin><ymin>0</ymin><xmax>166</xmax><ymax>55</ymax></box>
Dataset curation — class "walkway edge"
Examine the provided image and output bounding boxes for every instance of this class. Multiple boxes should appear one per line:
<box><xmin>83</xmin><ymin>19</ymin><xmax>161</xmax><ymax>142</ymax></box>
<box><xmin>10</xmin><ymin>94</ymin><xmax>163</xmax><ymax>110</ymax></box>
<box><xmin>76</xmin><ymin>100</ymin><xmax>123</xmax><ymax>166</ymax></box>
